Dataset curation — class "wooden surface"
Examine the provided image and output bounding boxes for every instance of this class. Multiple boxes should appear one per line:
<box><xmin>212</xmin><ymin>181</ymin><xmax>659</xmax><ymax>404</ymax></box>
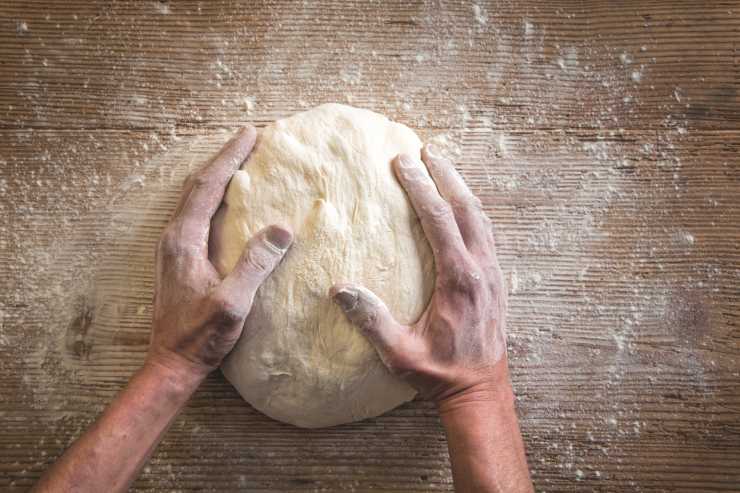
<box><xmin>1</xmin><ymin>1</ymin><xmax>739</xmax><ymax>491</ymax></box>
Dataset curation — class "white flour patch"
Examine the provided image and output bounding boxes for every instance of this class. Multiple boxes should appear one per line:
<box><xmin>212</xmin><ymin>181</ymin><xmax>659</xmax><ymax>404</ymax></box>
<box><xmin>472</xmin><ymin>4</ymin><xmax>488</xmax><ymax>25</ymax></box>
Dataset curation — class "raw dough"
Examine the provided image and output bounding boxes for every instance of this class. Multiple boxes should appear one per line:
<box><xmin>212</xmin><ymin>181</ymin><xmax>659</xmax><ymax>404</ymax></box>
<box><xmin>210</xmin><ymin>104</ymin><xmax>434</xmax><ymax>428</ymax></box>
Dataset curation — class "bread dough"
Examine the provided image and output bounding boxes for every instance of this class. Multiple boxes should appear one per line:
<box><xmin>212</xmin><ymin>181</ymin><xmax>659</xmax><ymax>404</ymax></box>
<box><xmin>210</xmin><ymin>104</ymin><xmax>434</xmax><ymax>428</ymax></box>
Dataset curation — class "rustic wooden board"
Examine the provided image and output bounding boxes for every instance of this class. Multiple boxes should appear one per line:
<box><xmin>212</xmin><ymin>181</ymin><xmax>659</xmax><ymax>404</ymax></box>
<box><xmin>1</xmin><ymin>1</ymin><xmax>739</xmax><ymax>492</ymax></box>
<box><xmin>2</xmin><ymin>1</ymin><xmax>740</xmax><ymax>131</ymax></box>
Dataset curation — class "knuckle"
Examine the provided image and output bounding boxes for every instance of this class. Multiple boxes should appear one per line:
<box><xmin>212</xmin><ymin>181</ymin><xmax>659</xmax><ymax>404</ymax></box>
<box><xmin>452</xmin><ymin>193</ymin><xmax>482</xmax><ymax>212</ymax></box>
<box><xmin>210</xmin><ymin>294</ymin><xmax>245</xmax><ymax>325</ymax></box>
<box><xmin>244</xmin><ymin>244</ymin><xmax>277</xmax><ymax>274</ymax></box>
<box><xmin>178</xmin><ymin>220</ymin><xmax>205</xmax><ymax>244</ymax></box>
<box><xmin>424</xmin><ymin>201</ymin><xmax>455</xmax><ymax>225</ymax></box>
<box><xmin>158</xmin><ymin>228</ymin><xmax>181</xmax><ymax>255</ymax></box>
<box><xmin>158</xmin><ymin>223</ymin><xmax>200</xmax><ymax>259</ymax></box>
<box><xmin>355</xmin><ymin>308</ymin><xmax>379</xmax><ymax>333</ymax></box>
<box><xmin>441</xmin><ymin>262</ymin><xmax>485</xmax><ymax>302</ymax></box>
<box><xmin>187</xmin><ymin>171</ymin><xmax>212</xmax><ymax>190</ymax></box>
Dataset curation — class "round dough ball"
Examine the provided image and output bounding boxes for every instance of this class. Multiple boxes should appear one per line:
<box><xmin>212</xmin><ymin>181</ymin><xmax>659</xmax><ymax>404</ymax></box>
<box><xmin>210</xmin><ymin>104</ymin><xmax>434</xmax><ymax>428</ymax></box>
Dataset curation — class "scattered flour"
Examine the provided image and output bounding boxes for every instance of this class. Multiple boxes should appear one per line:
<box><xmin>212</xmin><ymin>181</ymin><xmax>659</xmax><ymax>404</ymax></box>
<box><xmin>153</xmin><ymin>2</ymin><xmax>170</xmax><ymax>14</ymax></box>
<box><xmin>472</xmin><ymin>4</ymin><xmax>488</xmax><ymax>25</ymax></box>
<box><xmin>524</xmin><ymin>20</ymin><xmax>535</xmax><ymax>36</ymax></box>
<box><xmin>675</xmin><ymin>230</ymin><xmax>695</xmax><ymax>246</ymax></box>
<box><xmin>493</xmin><ymin>133</ymin><xmax>509</xmax><ymax>157</ymax></box>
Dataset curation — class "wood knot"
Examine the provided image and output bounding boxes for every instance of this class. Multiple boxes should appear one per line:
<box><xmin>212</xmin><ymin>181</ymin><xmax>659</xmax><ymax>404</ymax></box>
<box><xmin>65</xmin><ymin>298</ymin><xmax>95</xmax><ymax>360</ymax></box>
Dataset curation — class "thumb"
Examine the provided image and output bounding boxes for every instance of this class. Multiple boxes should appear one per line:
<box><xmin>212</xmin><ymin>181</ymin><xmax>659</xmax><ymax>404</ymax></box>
<box><xmin>219</xmin><ymin>225</ymin><xmax>293</xmax><ymax>307</ymax></box>
<box><xmin>329</xmin><ymin>284</ymin><xmax>407</xmax><ymax>365</ymax></box>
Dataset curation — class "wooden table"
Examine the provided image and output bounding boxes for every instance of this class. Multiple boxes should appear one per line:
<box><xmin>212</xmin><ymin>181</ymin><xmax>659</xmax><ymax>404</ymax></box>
<box><xmin>2</xmin><ymin>1</ymin><xmax>739</xmax><ymax>491</ymax></box>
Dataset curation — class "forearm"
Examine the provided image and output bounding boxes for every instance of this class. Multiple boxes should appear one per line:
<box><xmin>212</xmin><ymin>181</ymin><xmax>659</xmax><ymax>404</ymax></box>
<box><xmin>439</xmin><ymin>368</ymin><xmax>532</xmax><ymax>493</ymax></box>
<box><xmin>32</xmin><ymin>359</ymin><xmax>204</xmax><ymax>493</ymax></box>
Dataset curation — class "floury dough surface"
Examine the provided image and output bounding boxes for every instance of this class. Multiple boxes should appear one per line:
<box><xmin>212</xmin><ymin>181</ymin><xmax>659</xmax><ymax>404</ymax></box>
<box><xmin>210</xmin><ymin>104</ymin><xmax>435</xmax><ymax>428</ymax></box>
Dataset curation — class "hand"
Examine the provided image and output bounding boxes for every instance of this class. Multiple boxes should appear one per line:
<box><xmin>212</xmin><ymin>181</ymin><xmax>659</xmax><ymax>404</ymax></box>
<box><xmin>331</xmin><ymin>144</ymin><xmax>507</xmax><ymax>406</ymax></box>
<box><xmin>149</xmin><ymin>126</ymin><xmax>293</xmax><ymax>378</ymax></box>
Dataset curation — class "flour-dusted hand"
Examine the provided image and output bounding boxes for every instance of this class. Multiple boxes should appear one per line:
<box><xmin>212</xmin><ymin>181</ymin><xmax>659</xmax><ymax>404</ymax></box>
<box><xmin>149</xmin><ymin>126</ymin><xmax>293</xmax><ymax>377</ymax></box>
<box><xmin>331</xmin><ymin>144</ymin><xmax>531</xmax><ymax>492</ymax></box>
<box><xmin>331</xmin><ymin>144</ymin><xmax>507</xmax><ymax>405</ymax></box>
<box><xmin>33</xmin><ymin>127</ymin><xmax>295</xmax><ymax>493</ymax></box>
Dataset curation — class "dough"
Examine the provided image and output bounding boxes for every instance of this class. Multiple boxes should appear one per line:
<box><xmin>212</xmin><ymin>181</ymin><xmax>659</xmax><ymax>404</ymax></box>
<box><xmin>210</xmin><ymin>104</ymin><xmax>434</xmax><ymax>428</ymax></box>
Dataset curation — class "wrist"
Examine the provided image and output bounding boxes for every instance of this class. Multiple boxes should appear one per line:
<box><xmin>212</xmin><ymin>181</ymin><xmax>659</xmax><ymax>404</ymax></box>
<box><xmin>436</xmin><ymin>360</ymin><xmax>533</xmax><ymax>493</ymax></box>
<box><xmin>437</xmin><ymin>359</ymin><xmax>515</xmax><ymax>419</ymax></box>
<box><xmin>143</xmin><ymin>350</ymin><xmax>209</xmax><ymax>395</ymax></box>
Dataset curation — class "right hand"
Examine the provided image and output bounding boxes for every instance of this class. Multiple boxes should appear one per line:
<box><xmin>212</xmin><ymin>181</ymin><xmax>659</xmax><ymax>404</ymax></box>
<box><xmin>330</xmin><ymin>145</ymin><xmax>509</xmax><ymax>407</ymax></box>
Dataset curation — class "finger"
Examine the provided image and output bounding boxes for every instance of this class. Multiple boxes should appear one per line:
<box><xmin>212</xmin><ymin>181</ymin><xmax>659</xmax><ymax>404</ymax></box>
<box><xmin>392</xmin><ymin>153</ymin><xmax>467</xmax><ymax>265</ymax></box>
<box><xmin>170</xmin><ymin>172</ymin><xmax>197</xmax><ymax>220</ymax></box>
<box><xmin>218</xmin><ymin>225</ymin><xmax>293</xmax><ymax>309</ymax></box>
<box><xmin>330</xmin><ymin>283</ymin><xmax>408</xmax><ymax>366</ymax></box>
<box><xmin>421</xmin><ymin>144</ymin><xmax>493</xmax><ymax>254</ymax></box>
<box><xmin>174</xmin><ymin>125</ymin><xmax>257</xmax><ymax>248</ymax></box>
<box><xmin>172</xmin><ymin>126</ymin><xmax>256</xmax><ymax>220</ymax></box>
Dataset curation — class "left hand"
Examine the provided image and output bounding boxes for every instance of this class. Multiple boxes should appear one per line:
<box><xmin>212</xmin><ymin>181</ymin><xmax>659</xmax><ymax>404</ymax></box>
<box><xmin>148</xmin><ymin>126</ymin><xmax>293</xmax><ymax>378</ymax></box>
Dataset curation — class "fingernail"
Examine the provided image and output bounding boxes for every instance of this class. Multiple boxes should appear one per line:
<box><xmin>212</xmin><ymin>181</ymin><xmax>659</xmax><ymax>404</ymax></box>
<box><xmin>425</xmin><ymin>143</ymin><xmax>443</xmax><ymax>159</ymax></box>
<box><xmin>265</xmin><ymin>226</ymin><xmax>293</xmax><ymax>250</ymax></box>
<box><xmin>333</xmin><ymin>288</ymin><xmax>359</xmax><ymax>312</ymax></box>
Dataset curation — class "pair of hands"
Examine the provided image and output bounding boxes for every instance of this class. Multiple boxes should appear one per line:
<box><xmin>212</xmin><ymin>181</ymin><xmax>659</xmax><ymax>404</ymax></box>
<box><xmin>33</xmin><ymin>124</ymin><xmax>529</xmax><ymax>493</ymax></box>
<box><xmin>149</xmin><ymin>126</ymin><xmax>509</xmax><ymax>407</ymax></box>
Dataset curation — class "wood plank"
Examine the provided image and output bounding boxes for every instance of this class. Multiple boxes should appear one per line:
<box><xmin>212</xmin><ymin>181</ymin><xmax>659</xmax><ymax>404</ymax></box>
<box><xmin>2</xmin><ymin>0</ymin><xmax>739</xmax><ymax>491</ymax></box>
<box><xmin>0</xmin><ymin>1</ymin><xmax>738</xmax><ymax>131</ymax></box>
<box><xmin>1</xmin><ymin>126</ymin><xmax>738</xmax><ymax>491</ymax></box>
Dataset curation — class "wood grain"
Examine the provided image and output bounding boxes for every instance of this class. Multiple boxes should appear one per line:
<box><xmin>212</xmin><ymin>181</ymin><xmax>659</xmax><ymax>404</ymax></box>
<box><xmin>1</xmin><ymin>1</ymin><xmax>739</xmax><ymax>492</ymax></box>
<box><xmin>1</xmin><ymin>1</ymin><xmax>739</xmax><ymax>131</ymax></box>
